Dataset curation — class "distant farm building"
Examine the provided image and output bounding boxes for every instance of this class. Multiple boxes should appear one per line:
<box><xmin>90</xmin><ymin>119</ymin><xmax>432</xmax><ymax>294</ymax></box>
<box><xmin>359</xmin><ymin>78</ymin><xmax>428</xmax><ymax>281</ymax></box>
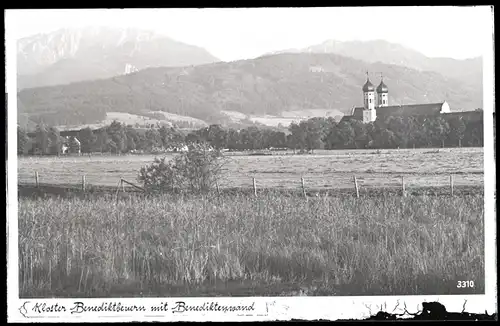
<box><xmin>124</xmin><ymin>63</ymin><xmax>139</xmax><ymax>75</ymax></box>
<box><xmin>309</xmin><ymin>66</ymin><xmax>325</xmax><ymax>73</ymax></box>
<box><xmin>62</xmin><ymin>136</ymin><xmax>81</xmax><ymax>154</ymax></box>
<box><xmin>21</xmin><ymin>134</ymin><xmax>81</xmax><ymax>155</ymax></box>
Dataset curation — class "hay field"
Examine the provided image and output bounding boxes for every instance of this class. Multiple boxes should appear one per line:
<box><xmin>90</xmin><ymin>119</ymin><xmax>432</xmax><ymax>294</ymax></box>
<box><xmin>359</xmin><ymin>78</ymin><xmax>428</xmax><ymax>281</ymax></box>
<box><xmin>19</xmin><ymin>193</ymin><xmax>484</xmax><ymax>298</ymax></box>
<box><xmin>17</xmin><ymin>147</ymin><xmax>484</xmax><ymax>191</ymax></box>
<box><xmin>17</xmin><ymin>147</ymin><xmax>486</xmax><ymax>298</ymax></box>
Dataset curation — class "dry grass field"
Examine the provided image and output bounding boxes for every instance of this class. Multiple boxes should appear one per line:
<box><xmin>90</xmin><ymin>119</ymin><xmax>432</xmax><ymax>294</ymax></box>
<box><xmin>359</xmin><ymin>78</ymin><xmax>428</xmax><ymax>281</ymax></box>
<box><xmin>18</xmin><ymin>147</ymin><xmax>484</xmax><ymax>192</ymax></box>
<box><xmin>19</xmin><ymin>192</ymin><xmax>484</xmax><ymax>298</ymax></box>
<box><xmin>16</xmin><ymin>147</ymin><xmax>486</xmax><ymax>298</ymax></box>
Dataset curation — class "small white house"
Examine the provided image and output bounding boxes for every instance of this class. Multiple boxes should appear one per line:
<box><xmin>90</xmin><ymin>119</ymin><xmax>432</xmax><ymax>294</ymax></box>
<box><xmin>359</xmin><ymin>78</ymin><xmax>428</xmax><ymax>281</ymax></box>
<box><xmin>172</xmin><ymin>145</ymin><xmax>189</xmax><ymax>152</ymax></box>
<box><xmin>309</xmin><ymin>65</ymin><xmax>325</xmax><ymax>73</ymax></box>
<box><xmin>62</xmin><ymin>136</ymin><xmax>81</xmax><ymax>154</ymax></box>
<box><xmin>73</xmin><ymin>137</ymin><xmax>81</xmax><ymax>154</ymax></box>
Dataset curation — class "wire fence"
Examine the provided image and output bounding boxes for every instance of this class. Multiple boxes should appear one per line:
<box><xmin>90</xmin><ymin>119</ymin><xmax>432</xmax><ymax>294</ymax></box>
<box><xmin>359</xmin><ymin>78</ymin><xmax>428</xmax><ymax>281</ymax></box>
<box><xmin>17</xmin><ymin>148</ymin><xmax>485</xmax><ymax>197</ymax></box>
<box><xmin>19</xmin><ymin>170</ymin><xmax>484</xmax><ymax>198</ymax></box>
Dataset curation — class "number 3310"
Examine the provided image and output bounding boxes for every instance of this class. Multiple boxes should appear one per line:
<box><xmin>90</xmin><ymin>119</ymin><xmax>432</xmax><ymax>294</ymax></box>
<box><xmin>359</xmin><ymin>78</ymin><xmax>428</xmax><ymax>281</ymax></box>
<box><xmin>457</xmin><ymin>281</ymin><xmax>474</xmax><ymax>288</ymax></box>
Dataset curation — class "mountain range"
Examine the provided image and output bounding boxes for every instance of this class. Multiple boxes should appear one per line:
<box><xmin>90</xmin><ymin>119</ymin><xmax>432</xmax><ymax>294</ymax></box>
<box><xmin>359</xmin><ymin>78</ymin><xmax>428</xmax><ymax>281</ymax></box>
<box><xmin>16</xmin><ymin>28</ymin><xmax>483</xmax><ymax>130</ymax></box>
<box><xmin>17</xmin><ymin>54</ymin><xmax>482</xmax><ymax>130</ymax></box>
<box><xmin>266</xmin><ymin>39</ymin><xmax>482</xmax><ymax>87</ymax></box>
<box><xmin>17</xmin><ymin>26</ymin><xmax>220</xmax><ymax>90</ymax></box>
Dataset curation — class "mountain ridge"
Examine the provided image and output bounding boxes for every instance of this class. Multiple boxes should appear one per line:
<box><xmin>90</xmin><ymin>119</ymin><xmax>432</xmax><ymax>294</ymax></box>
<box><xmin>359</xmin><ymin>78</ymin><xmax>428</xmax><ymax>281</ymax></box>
<box><xmin>264</xmin><ymin>39</ymin><xmax>482</xmax><ymax>86</ymax></box>
<box><xmin>17</xmin><ymin>26</ymin><xmax>221</xmax><ymax>89</ymax></box>
<box><xmin>17</xmin><ymin>52</ymin><xmax>482</xmax><ymax>129</ymax></box>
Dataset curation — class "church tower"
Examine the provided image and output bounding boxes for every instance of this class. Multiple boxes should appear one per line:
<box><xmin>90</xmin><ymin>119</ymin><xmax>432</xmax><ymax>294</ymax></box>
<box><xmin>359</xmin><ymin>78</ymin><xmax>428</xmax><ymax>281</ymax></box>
<box><xmin>362</xmin><ymin>72</ymin><xmax>377</xmax><ymax>123</ymax></box>
<box><xmin>362</xmin><ymin>72</ymin><xmax>375</xmax><ymax>110</ymax></box>
<box><xmin>377</xmin><ymin>74</ymin><xmax>389</xmax><ymax>107</ymax></box>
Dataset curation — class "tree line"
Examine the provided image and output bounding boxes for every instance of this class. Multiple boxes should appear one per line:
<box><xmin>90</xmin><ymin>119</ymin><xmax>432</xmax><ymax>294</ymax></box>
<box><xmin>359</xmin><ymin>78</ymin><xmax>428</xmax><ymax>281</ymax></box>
<box><xmin>17</xmin><ymin>113</ymin><xmax>487</xmax><ymax>156</ymax></box>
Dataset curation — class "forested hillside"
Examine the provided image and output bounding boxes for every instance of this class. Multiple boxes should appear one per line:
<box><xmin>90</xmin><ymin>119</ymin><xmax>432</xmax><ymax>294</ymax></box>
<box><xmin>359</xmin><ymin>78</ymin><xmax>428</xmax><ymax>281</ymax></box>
<box><xmin>17</xmin><ymin>53</ymin><xmax>482</xmax><ymax>128</ymax></box>
<box><xmin>268</xmin><ymin>39</ymin><xmax>482</xmax><ymax>87</ymax></box>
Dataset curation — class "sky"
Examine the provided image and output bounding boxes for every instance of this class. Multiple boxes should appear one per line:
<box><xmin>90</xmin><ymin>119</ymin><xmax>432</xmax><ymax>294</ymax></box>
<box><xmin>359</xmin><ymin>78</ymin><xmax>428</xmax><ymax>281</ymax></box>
<box><xmin>6</xmin><ymin>6</ymin><xmax>493</xmax><ymax>62</ymax></box>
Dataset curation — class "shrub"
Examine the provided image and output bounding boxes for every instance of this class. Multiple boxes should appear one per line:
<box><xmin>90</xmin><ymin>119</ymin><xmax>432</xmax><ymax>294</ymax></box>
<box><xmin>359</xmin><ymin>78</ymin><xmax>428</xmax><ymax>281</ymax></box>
<box><xmin>138</xmin><ymin>143</ymin><xmax>227</xmax><ymax>194</ymax></box>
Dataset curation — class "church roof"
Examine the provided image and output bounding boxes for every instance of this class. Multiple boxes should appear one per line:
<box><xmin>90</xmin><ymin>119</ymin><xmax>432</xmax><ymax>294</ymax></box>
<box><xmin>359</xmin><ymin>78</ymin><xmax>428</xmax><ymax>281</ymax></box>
<box><xmin>342</xmin><ymin>102</ymin><xmax>449</xmax><ymax>122</ymax></box>
<box><xmin>376</xmin><ymin>80</ymin><xmax>388</xmax><ymax>93</ymax></box>
<box><xmin>362</xmin><ymin>79</ymin><xmax>375</xmax><ymax>92</ymax></box>
<box><xmin>352</xmin><ymin>107</ymin><xmax>365</xmax><ymax>120</ymax></box>
<box><xmin>340</xmin><ymin>115</ymin><xmax>360</xmax><ymax>123</ymax></box>
<box><xmin>376</xmin><ymin>102</ymin><xmax>447</xmax><ymax>117</ymax></box>
<box><xmin>443</xmin><ymin>110</ymin><xmax>483</xmax><ymax>123</ymax></box>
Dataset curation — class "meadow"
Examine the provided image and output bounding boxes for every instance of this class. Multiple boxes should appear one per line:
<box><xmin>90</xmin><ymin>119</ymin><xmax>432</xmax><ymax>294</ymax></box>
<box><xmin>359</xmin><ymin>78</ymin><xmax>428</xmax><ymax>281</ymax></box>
<box><xmin>17</xmin><ymin>147</ymin><xmax>486</xmax><ymax>297</ymax></box>
<box><xmin>19</xmin><ymin>192</ymin><xmax>484</xmax><ymax>298</ymax></box>
<box><xmin>18</xmin><ymin>147</ymin><xmax>484</xmax><ymax>192</ymax></box>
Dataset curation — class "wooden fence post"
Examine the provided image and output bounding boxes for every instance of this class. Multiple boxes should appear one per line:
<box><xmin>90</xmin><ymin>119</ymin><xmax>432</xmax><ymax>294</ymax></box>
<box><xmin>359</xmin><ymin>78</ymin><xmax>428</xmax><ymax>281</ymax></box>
<box><xmin>301</xmin><ymin>177</ymin><xmax>306</xmax><ymax>198</ymax></box>
<box><xmin>35</xmin><ymin>171</ymin><xmax>39</xmax><ymax>188</ymax></box>
<box><xmin>82</xmin><ymin>175</ymin><xmax>86</xmax><ymax>192</ymax></box>
<box><xmin>253</xmin><ymin>178</ymin><xmax>257</xmax><ymax>196</ymax></box>
<box><xmin>401</xmin><ymin>175</ymin><xmax>406</xmax><ymax>197</ymax></box>
<box><xmin>450</xmin><ymin>174</ymin><xmax>454</xmax><ymax>196</ymax></box>
<box><xmin>353</xmin><ymin>175</ymin><xmax>359</xmax><ymax>198</ymax></box>
<box><xmin>115</xmin><ymin>179</ymin><xmax>122</xmax><ymax>202</ymax></box>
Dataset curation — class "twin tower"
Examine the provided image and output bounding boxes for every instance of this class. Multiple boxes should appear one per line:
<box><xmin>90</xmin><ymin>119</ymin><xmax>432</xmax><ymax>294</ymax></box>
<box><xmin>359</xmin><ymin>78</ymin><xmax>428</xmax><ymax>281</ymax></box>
<box><xmin>362</xmin><ymin>73</ymin><xmax>389</xmax><ymax>122</ymax></box>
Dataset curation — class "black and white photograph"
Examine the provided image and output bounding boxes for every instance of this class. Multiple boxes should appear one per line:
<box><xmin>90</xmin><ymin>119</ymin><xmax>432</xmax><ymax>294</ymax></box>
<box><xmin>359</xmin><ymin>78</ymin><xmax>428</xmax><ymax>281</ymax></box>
<box><xmin>6</xmin><ymin>6</ymin><xmax>496</xmax><ymax>322</ymax></box>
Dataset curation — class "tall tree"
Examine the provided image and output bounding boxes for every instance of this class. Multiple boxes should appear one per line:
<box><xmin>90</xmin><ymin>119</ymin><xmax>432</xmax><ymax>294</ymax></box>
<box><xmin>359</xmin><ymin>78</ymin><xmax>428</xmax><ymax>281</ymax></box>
<box><xmin>369</xmin><ymin>122</ymin><xmax>397</xmax><ymax>148</ymax></box>
<box><xmin>125</xmin><ymin>126</ymin><xmax>140</xmax><ymax>152</ymax></box>
<box><xmin>34</xmin><ymin>124</ymin><xmax>50</xmax><ymax>155</ymax></box>
<box><xmin>186</xmin><ymin>131</ymin><xmax>202</xmax><ymax>144</ymax></box>
<box><xmin>127</xmin><ymin>137</ymin><xmax>137</xmax><ymax>152</ymax></box>
<box><xmin>323</xmin><ymin>120</ymin><xmax>339</xmax><ymax>150</ymax></box>
<box><xmin>378</xmin><ymin>129</ymin><xmax>398</xmax><ymax>148</ymax></box>
<box><xmin>351</xmin><ymin>120</ymin><xmax>369</xmax><ymax>149</ymax></box>
<box><xmin>106</xmin><ymin>139</ymin><xmax>118</xmax><ymax>154</ymax></box>
<box><xmin>448</xmin><ymin>116</ymin><xmax>467</xmax><ymax>147</ymax></box>
<box><xmin>207</xmin><ymin>124</ymin><xmax>228</xmax><ymax>149</ymax></box>
<box><xmin>429</xmin><ymin>116</ymin><xmax>450</xmax><ymax>148</ymax></box>
<box><xmin>17</xmin><ymin>127</ymin><xmax>29</xmax><ymax>155</ymax></box>
<box><xmin>78</xmin><ymin>127</ymin><xmax>97</xmax><ymax>153</ymax></box>
<box><xmin>106</xmin><ymin>120</ymin><xmax>127</xmax><ymax>153</ymax></box>
<box><xmin>95</xmin><ymin>129</ymin><xmax>110</xmax><ymax>153</ymax></box>
<box><xmin>302</xmin><ymin>119</ymin><xmax>324</xmax><ymax>153</ymax></box>
<box><xmin>270</xmin><ymin>130</ymin><xmax>287</xmax><ymax>148</ymax></box>
<box><xmin>159</xmin><ymin>125</ymin><xmax>172</xmax><ymax>148</ymax></box>
<box><xmin>469</xmin><ymin>119</ymin><xmax>484</xmax><ymax>147</ymax></box>
<box><xmin>226</xmin><ymin>128</ymin><xmax>241</xmax><ymax>150</ymax></box>
<box><xmin>145</xmin><ymin>129</ymin><xmax>162</xmax><ymax>151</ymax></box>
<box><xmin>335</xmin><ymin>121</ymin><xmax>355</xmax><ymax>149</ymax></box>
<box><xmin>404</xmin><ymin>116</ymin><xmax>424</xmax><ymax>148</ymax></box>
<box><xmin>421</xmin><ymin>118</ymin><xmax>436</xmax><ymax>147</ymax></box>
<box><xmin>47</xmin><ymin>127</ymin><xmax>62</xmax><ymax>155</ymax></box>
<box><xmin>386</xmin><ymin>116</ymin><xmax>409</xmax><ymax>148</ymax></box>
<box><xmin>288</xmin><ymin>122</ymin><xmax>306</xmax><ymax>152</ymax></box>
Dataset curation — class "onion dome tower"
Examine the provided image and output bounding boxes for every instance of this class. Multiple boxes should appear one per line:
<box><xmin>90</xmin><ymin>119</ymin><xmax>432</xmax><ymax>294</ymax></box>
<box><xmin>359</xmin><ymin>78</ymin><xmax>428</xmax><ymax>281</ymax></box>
<box><xmin>362</xmin><ymin>71</ymin><xmax>375</xmax><ymax>111</ymax></box>
<box><xmin>377</xmin><ymin>74</ymin><xmax>389</xmax><ymax>107</ymax></box>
